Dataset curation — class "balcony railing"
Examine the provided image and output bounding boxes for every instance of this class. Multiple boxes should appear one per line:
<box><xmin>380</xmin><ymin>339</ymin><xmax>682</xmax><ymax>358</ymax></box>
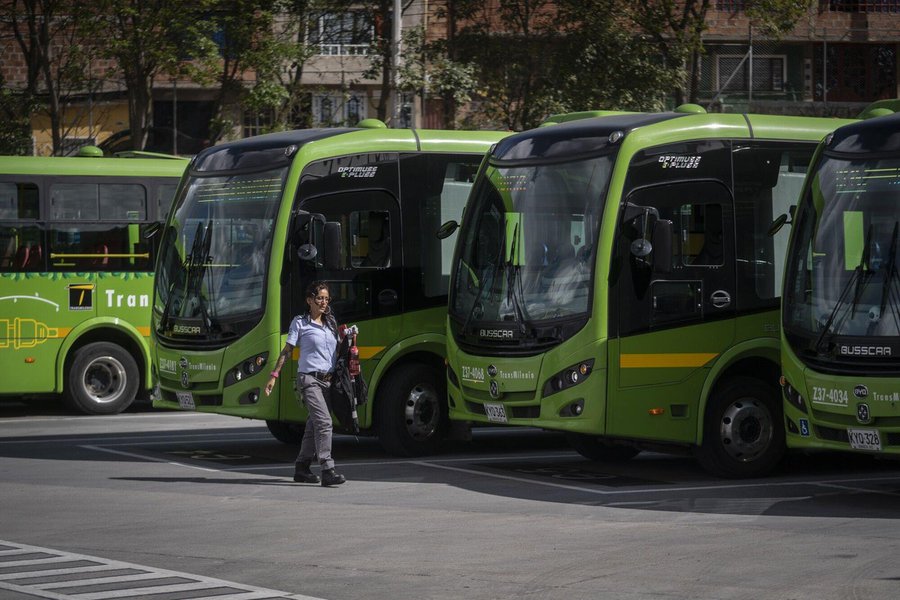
<box><xmin>318</xmin><ymin>44</ymin><xmax>370</xmax><ymax>56</ymax></box>
<box><xmin>716</xmin><ymin>1</ymin><xmax>900</xmax><ymax>12</ymax></box>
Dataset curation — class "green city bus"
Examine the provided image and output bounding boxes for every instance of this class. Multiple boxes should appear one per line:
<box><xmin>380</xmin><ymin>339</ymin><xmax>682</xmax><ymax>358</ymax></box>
<box><xmin>444</xmin><ymin>106</ymin><xmax>855</xmax><ymax>477</ymax></box>
<box><xmin>0</xmin><ymin>148</ymin><xmax>188</xmax><ymax>413</ymax></box>
<box><xmin>781</xmin><ymin>111</ymin><xmax>900</xmax><ymax>456</ymax></box>
<box><xmin>150</xmin><ymin>122</ymin><xmax>507</xmax><ymax>455</ymax></box>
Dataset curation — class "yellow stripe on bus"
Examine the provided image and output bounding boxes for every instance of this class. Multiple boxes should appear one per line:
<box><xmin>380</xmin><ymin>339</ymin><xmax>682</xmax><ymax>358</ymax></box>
<box><xmin>291</xmin><ymin>345</ymin><xmax>385</xmax><ymax>361</ymax></box>
<box><xmin>620</xmin><ymin>353</ymin><xmax>718</xmax><ymax>368</ymax></box>
<box><xmin>136</xmin><ymin>326</ymin><xmax>151</xmax><ymax>337</ymax></box>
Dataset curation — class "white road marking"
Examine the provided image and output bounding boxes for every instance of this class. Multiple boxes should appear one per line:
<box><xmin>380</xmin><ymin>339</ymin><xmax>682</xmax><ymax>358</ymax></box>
<box><xmin>0</xmin><ymin>540</ymin><xmax>325</xmax><ymax>600</ymax></box>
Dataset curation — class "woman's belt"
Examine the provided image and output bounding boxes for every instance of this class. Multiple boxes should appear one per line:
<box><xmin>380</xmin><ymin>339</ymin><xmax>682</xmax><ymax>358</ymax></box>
<box><xmin>302</xmin><ymin>371</ymin><xmax>333</xmax><ymax>382</ymax></box>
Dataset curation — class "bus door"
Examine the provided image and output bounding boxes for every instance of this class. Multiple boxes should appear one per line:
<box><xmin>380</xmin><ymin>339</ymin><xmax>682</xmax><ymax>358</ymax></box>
<box><xmin>609</xmin><ymin>180</ymin><xmax>736</xmax><ymax>443</ymax></box>
<box><xmin>281</xmin><ymin>156</ymin><xmax>402</xmax><ymax>423</ymax></box>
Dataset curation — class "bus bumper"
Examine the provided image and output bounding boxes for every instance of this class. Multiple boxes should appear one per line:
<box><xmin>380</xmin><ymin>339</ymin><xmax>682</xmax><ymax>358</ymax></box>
<box><xmin>782</xmin><ymin>368</ymin><xmax>900</xmax><ymax>455</ymax></box>
<box><xmin>446</xmin><ymin>353</ymin><xmax>607</xmax><ymax>434</ymax></box>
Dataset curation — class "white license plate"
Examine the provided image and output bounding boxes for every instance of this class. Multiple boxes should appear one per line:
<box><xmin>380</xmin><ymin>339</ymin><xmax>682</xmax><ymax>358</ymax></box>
<box><xmin>483</xmin><ymin>402</ymin><xmax>508</xmax><ymax>424</ymax></box>
<box><xmin>176</xmin><ymin>392</ymin><xmax>195</xmax><ymax>410</ymax></box>
<box><xmin>848</xmin><ymin>428</ymin><xmax>881</xmax><ymax>451</ymax></box>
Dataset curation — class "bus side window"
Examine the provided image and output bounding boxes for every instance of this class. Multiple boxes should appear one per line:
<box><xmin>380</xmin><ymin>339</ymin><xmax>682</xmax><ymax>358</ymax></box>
<box><xmin>733</xmin><ymin>143</ymin><xmax>816</xmax><ymax>310</ymax></box>
<box><xmin>0</xmin><ymin>182</ymin><xmax>39</xmax><ymax>220</ymax></box>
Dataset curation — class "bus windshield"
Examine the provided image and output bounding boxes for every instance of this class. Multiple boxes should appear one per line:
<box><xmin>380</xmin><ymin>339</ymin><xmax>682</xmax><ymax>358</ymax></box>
<box><xmin>450</xmin><ymin>156</ymin><xmax>612</xmax><ymax>342</ymax></box>
<box><xmin>155</xmin><ymin>167</ymin><xmax>286</xmax><ymax>337</ymax></box>
<box><xmin>784</xmin><ymin>156</ymin><xmax>900</xmax><ymax>351</ymax></box>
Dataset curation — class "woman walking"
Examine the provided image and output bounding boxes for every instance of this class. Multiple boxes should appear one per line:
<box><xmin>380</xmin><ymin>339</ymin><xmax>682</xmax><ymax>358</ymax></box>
<box><xmin>265</xmin><ymin>281</ymin><xmax>346</xmax><ymax>487</ymax></box>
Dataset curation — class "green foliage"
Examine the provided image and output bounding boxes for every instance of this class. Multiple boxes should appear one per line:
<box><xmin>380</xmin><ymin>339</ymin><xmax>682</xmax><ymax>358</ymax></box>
<box><xmin>746</xmin><ymin>0</ymin><xmax>814</xmax><ymax>38</ymax></box>
<box><xmin>398</xmin><ymin>26</ymin><xmax>477</xmax><ymax>108</ymax></box>
<box><xmin>0</xmin><ymin>84</ymin><xmax>35</xmax><ymax>155</ymax></box>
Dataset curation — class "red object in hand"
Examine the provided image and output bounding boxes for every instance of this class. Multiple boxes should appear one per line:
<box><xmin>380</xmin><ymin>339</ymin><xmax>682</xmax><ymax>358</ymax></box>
<box><xmin>349</xmin><ymin>334</ymin><xmax>360</xmax><ymax>377</ymax></box>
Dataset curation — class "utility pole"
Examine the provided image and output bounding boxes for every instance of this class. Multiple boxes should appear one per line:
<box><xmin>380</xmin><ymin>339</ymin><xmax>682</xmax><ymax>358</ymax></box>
<box><xmin>392</xmin><ymin>0</ymin><xmax>402</xmax><ymax>125</ymax></box>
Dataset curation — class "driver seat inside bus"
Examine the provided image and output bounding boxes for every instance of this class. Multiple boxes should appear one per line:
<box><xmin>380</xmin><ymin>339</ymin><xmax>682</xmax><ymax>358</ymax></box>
<box><xmin>362</xmin><ymin>211</ymin><xmax>390</xmax><ymax>267</ymax></box>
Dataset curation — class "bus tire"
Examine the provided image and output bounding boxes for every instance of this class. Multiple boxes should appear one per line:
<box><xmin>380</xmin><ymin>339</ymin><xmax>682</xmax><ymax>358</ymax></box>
<box><xmin>265</xmin><ymin>420</ymin><xmax>304</xmax><ymax>445</ymax></box>
<box><xmin>65</xmin><ymin>342</ymin><xmax>139</xmax><ymax>415</ymax></box>
<box><xmin>696</xmin><ymin>376</ymin><xmax>785</xmax><ymax>478</ymax></box>
<box><xmin>565</xmin><ymin>433</ymin><xmax>641</xmax><ymax>462</ymax></box>
<box><xmin>376</xmin><ymin>362</ymin><xmax>447</xmax><ymax>457</ymax></box>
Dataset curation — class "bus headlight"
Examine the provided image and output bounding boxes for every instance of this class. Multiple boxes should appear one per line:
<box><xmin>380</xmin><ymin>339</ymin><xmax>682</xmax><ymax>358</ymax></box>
<box><xmin>780</xmin><ymin>376</ymin><xmax>807</xmax><ymax>414</ymax></box>
<box><xmin>224</xmin><ymin>352</ymin><xmax>269</xmax><ymax>387</ymax></box>
<box><xmin>542</xmin><ymin>359</ymin><xmax>594</xmax><ymax>398</ymax></box>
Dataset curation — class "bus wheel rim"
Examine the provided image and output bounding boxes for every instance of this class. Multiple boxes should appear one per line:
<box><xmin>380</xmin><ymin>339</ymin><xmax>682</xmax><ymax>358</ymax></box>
<box><xmin>404</xmin><ymin>383</ymin><xmax>439</xmax><ymax>441</ymax></box>
<box><xmin>718</xmin><ymin>398</ymin><xmax>772</xmax><ymax>462</ymax></box>
<box><xmin>82</xmin><ymin>355</ymin><xmax>127</xmax><ymax>405</ymax></box>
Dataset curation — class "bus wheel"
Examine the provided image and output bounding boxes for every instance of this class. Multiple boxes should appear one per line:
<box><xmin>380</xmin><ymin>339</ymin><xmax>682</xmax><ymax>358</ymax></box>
<box><xmin>565</xmin><ymin>433</ymin><xmax>641</xmax><ymax>462</ymax></box>
<box><xmin>376</xmin><ymin>362</ymin><xmax>447</xmax><ymax>457</ymax></box>
<box><xmin>697</xmin><ymin>376</ymin><xmax>785</xmax><ymax>478</ymax></box>
<box><xmin>266</xmin><ymin>420</ymin><xmax>303</xmax><ymax>445</ymax></box>
<box><xmin>65</xmin><ymin>342</ymin><xmax>139</xmax><ymax>415</ymax></box>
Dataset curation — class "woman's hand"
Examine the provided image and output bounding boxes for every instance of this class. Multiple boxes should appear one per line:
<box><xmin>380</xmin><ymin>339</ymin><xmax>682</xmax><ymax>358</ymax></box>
<box><xmin>264</xmin><ymin>377</ymin><xmax>277</xmax><ymax>396</ymax></box>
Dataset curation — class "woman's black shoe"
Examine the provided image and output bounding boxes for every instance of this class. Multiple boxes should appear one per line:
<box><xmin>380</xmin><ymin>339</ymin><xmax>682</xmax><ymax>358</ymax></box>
<box><xmin>321</xmin><ymin>469</ymin><xmax>346</xmax><ymax>487</ymax></box>
<box><xmin>293</xmin><ymin>462</ymin><xmax>320</xmax><ymax>484</ymax></box>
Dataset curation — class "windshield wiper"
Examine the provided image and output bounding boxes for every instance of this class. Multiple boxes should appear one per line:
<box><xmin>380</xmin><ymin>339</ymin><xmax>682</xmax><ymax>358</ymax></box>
<box><xmin>815</xmin><ymin>224</ymin><xmax>874</xmax><ymax>353</ymax></box>
<box><xmin>189</xmin><ymin>220</ymin><xmax>218</xmax><ymax>334</ymax></box>
<box><xmin>876</xmin><ymin>221</ymin><xmax>900</xmax><ymax>332</ymax></box>
<box><xmin>159</xmin><ymin>223</ymin><xmax>202</xmax><ymax>333</ymax></box>
<box><xmin>504</xmin><ymin>221</ymin><xmax>528</xmax><ymax>337</ymax></box>
<box><xmin>460</xmin><ymin>219</ymin><xmax>507</xmax><ymax>337</ymax></box>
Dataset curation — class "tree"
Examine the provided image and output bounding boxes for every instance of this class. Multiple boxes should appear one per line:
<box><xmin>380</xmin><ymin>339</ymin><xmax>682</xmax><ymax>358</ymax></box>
<box><xmin>396</xmin><ymin>25</ymin><xmax>477</xmax><ymax>128</ymax></box>
<box><xmin>627</xmin><ymin>0</ymin><xmax>816</xmax><ymax>105</ymax></box>
<box><xmin>0</xmin><ymin>75</ymin><xmax>35</xmax><ymax>155</ymax></box>
<box><xmin>1</xmin><ymin>0</ymin><xmax>97</xmax><ymax>155</ymax></box>
<box><xmin>745</xmin><ymin>0</ymin><xmax>814</xmax><ymax>39</ymax></box>
<box><xmin>89</xmin><ymin>0</ymin><xmax>217</xmax><ymax>151</ymax></box>
<box><xmin>453</xmin><ymin>0</ymin><xmax>563</xmax><ymax>130</ymax></box>
<box><xmin>201</xmin><ymin>0</ymin><xmax>283</xmax><ymax>142</ymax></box>
<box><xmin>626</xmin><ymin>0</ymin><xmax>711</xmax><ymax>106</ymax></box>
<box><xmin>241</xmin><ymin>0</ymin><xmax>361</xmax><ymax>131</ymax></box>
<box><xmin>430</xmin><ymin>0</ymin><xmax>482</xmax><ymax>128</ymax></box>
<box><xmin>554</xmin><ymin>0</ymin><xmax>680</xmax><ymax>113</ymax></box>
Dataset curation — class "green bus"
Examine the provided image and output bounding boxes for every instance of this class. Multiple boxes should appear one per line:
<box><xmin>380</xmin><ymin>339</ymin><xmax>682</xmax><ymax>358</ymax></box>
<box><xmin>781</xmin><ymin>111</ymin><xmax>900</xmax><ymax>456</ymax></box>
<box><xmin>150</xmin><ymin>122</ymin><xmax>507</xmax><ymax>455</ymax></box>
<box><xmin>0</xmin><ymin>148</ymin><xmax>188</xmax><ymax>413</ymax></box>
<box><xmin>444</xmin><ymin>106</ymin><xmax>855</xmax><ymax>477</ymax></box>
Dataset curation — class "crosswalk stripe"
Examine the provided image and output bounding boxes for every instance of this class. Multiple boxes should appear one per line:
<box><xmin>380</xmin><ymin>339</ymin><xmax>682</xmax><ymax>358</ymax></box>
<box><xmin>0</xmin><ymin>541</ymin><xmax>326</xmax><ymax>600</ymax></box>
<box><xmin>0</xmin><ymin>565</ymin><xmax>129</xmax><ymax>581</ymax></box>
<box><xmin>36</xmin><ymin>572</ymin><xmax>179</xmax><ymax>590</ymax></box>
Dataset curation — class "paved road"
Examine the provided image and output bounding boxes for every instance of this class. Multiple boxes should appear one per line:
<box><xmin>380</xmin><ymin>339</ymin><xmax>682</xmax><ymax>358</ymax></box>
<box><xmin>2</xmin><ymin>400</ymin><xmax>900</xmax><ymax>599</ymax></box>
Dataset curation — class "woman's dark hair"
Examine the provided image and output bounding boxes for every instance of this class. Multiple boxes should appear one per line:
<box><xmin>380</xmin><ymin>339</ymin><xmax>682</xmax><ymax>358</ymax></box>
<box><xmin>306</xmin><ymin>280</ymin><xmax>337</xmax><ymax>334</ymax></box>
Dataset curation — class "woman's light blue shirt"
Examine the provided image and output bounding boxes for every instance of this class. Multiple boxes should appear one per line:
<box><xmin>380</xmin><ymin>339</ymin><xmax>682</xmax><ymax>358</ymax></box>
<box><xmin>287</xmin><ymin>314</ymin><xmax>337</xmax><ymax>374</ymax></box>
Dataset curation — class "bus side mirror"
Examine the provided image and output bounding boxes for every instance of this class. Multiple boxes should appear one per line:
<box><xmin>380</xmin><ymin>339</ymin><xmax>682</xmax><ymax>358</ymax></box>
<box><xmin>767</xmin><ymin>213</ymin><xmax>790</xmax><ymax>237</ymax></box>
<box><xmin>292</xmin><ymin>212</ymin><xmax>327</xmax><ymax>263</ymax></box>
<box><xmin>652</xmin><ymin>219</ymin><xmax>673</xmax><ymax>274</ymax></box>
<box><xmin>324</xmin><ymin>222</ymin><xmax>342</xmax><ymax>270</ymax></box>
<box><xmin>768</xmin><ymin>204</ymin><xmax>796</xmax><ymax>237</ymax></box>
<box><xmin>437</xmin><ymin>220</ymin><xmax>459</xmax><ymax>239</ymax></box>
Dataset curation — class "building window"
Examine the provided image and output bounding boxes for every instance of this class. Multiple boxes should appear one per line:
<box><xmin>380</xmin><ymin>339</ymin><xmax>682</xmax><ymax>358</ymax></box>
<box><xmin>243</xmin><ymin>109</ymin><xmax>274</xmax><ymax>138</ymax></box>
<box><xmin>825</xmin><ymin>1</ymin><xmax>900</xmax><ymax>12</ymax></box>
<box><xmin>715</xmin><ymin>0</ymin><xmax>746</xmax><ymax>10</ymax></box>
<box><xmin>309</xmin><ymin>12</ymin><xmax>372</xmax><ymax>56</ymax></box>
<box><xmin>717</xmin><ymin>55</ymin><xmax>785</xmax><ymax>92</ymax></box>
<box><xmin>813</xmin><ymin>43</ymin><xmax>897</xmax><ymax>102</ymax></box>
<box><xmin>312</xmin><ymin>93</ymin><xmax>367</xmax><ymax>127</ymax></box>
